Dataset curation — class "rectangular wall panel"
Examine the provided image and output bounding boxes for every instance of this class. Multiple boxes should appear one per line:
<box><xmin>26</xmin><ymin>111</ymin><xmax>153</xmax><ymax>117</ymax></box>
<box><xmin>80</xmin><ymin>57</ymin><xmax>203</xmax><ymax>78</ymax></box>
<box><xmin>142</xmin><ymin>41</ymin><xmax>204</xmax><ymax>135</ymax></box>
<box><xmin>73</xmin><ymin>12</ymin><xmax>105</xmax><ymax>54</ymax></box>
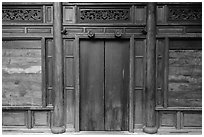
<box><xmin>2</xmin><ymin>40</ymin><xmax>42</xmax><ymax>106</ymax></box>
<box><xmin>33</xmin><ymin>111</ymin><xmax>49</xmax><ymax>127</ymax></box>
<box><xmin>135</xmin><ymin>6</ymin><xmax>146</xmax><ymax>24</ymax></box>
<box><xmin>160</xmin><ymin>112</ymin><xmax>176</xmax><ymax>128</ymax></box>
<box><xmin>134</xmin><ymin>39</ymin><xmax>145</xmax><ymax>128</ymax></box>
<box><xmin>156</xmin><ymin>39</ymin><xmax>165</xmax><ymax>107</ymax></box>
<box><xmin>3</xmin><ymin>111</ymin><xmax>26</xmax><ymax>126</ymax></box>
<box><xmin>183</xmin><ymin>113</ymin><xmax>202</xmax><ymax>127</ymax></box>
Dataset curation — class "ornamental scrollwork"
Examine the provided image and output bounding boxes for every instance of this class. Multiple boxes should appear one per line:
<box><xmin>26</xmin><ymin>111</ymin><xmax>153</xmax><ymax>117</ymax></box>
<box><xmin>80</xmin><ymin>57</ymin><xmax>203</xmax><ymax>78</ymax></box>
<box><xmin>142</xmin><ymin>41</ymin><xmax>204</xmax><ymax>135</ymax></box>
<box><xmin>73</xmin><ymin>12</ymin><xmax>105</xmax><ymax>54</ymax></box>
<box><xmin>80</xmin><ymin>9</ymin><xmax>130</xmax><ymax>23</ymax></box>
<box><xmin>168</xmin><ymin>7</ymin><xmax>202</xmax><ymax>22</ymax></box>
<box><xmin>2</xmin><ymin>8</ymin><xmax>43</xmax><ymax>22</ymax></box>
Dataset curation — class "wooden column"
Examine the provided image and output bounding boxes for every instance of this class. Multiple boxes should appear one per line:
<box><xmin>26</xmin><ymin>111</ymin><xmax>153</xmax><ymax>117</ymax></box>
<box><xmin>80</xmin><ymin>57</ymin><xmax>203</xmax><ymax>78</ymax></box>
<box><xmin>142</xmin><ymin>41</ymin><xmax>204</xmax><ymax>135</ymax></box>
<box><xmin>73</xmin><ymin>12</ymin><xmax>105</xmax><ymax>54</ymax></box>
<box><xmin>51</xmin><ymin>2</ymin><xmax>66</xmax><ymax>134</ymax></box>
<box><xmin>143</xmin><ymin>2</ymin><xmax>158</xmax><ymax>134</ymax></box>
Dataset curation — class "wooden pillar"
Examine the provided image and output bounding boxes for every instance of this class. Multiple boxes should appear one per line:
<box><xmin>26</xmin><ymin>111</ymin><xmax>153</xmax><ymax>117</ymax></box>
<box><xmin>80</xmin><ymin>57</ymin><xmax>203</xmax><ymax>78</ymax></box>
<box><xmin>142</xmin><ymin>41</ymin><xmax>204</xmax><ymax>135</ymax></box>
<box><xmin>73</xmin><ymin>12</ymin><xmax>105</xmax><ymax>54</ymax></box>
<box><xmin>143</xmin><ymin>2</ymin><xmax>158</xmax><ymax>134</ymax></box>
<box><xmin>51</xmin><ymin>2</ymin><xmax>66</xmax><ymax>134</ymax></box>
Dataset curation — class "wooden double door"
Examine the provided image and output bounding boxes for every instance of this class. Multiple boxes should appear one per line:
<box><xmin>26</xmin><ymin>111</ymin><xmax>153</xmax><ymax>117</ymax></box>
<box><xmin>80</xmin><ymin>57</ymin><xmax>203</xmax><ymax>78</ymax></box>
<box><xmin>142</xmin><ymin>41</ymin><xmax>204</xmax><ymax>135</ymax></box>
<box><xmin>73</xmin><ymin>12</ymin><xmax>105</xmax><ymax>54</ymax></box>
<box><xmin>80</xmin><ymin>39</ymin><xmax>130</xmax><ymax>131</ymax></box>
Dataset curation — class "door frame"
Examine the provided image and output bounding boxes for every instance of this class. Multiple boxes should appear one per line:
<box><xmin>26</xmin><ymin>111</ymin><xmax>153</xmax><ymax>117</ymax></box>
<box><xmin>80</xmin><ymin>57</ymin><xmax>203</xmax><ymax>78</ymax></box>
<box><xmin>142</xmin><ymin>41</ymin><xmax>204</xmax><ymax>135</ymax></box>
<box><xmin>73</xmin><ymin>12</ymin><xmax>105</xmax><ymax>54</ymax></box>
<box><xmin>74</xmin><ymin>34</ymin><xmax>134</xmax><ymax>132</ymax></box>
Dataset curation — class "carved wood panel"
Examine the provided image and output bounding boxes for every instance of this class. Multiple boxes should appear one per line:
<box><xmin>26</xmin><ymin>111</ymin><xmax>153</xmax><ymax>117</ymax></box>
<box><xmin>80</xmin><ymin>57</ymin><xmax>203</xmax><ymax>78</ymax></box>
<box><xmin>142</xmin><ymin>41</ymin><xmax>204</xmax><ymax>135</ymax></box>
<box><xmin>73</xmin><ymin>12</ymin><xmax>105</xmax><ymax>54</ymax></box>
<box><xmin>78</xmin><ymin>7</ymin><xmax>131</xmax><ymax>23</ymax></box>
<box><xmin>168</xmin><ymin>6</ymin><xmax>202</xmax><ymax>22</ymax></box>
<box><xmin>2</xmin><ymin>7</ymin><xmax>43</xmax><ymax>22</ymax></box>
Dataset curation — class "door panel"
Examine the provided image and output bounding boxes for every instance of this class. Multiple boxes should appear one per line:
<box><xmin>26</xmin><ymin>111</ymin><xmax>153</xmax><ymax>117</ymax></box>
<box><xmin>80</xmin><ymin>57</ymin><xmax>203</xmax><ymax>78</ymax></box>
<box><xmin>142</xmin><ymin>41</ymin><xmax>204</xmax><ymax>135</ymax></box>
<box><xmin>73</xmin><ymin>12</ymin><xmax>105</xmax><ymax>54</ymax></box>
<box><xmin>105</xmin><ymin>40</ymin><xmax>129</xmax><ymax>131</ymax></box>
<box><xmin>80</xmin><ymin>40</ymin><xmax>105</xmax><ymax>131</ymax></box>
<box><xmin>80</xmin><ymin>39</ymin><xmax>129</xmax><ymax>131</ymax></box>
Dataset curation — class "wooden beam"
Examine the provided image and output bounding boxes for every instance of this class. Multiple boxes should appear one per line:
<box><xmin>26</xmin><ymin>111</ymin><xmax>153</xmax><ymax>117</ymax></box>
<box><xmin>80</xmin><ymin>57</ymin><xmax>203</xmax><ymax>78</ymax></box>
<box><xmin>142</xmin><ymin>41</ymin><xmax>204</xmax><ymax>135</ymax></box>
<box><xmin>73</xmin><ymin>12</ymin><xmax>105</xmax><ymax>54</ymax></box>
<box><xmin>51</xmin><ymin>2</ymin><xmax>66</xmax><ymax>134</ymax></box>
<box><xmin>143</xmin><ymin>2</ymin><xmax>158</xmax><ymax>134</ymax></box>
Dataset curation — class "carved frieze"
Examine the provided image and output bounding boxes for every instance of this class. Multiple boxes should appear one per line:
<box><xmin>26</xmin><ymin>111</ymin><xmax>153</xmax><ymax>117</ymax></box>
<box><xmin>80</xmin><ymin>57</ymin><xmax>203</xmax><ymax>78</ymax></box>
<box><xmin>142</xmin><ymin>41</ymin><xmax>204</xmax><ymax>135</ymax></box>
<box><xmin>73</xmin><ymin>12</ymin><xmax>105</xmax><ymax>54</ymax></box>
<box><xmin>2</xmin><ymin>7</ymin><xmax>43</xmax><ymax>22</ymax></box>
<box><xmin>79</xmin><ymin>8</ymin><xmax>130</xmax><ymax>23</ymax></box>
<box><xmin>168</xmin><ymin>6</ymin><xmax>202</xmax><ymax>22</ymax></box>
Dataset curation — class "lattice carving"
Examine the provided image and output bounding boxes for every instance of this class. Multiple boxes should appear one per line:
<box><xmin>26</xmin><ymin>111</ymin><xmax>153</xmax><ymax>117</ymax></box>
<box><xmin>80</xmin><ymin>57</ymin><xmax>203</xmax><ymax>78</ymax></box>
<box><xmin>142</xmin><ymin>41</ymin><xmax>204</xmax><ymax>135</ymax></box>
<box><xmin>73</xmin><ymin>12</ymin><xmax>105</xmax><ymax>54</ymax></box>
<box><xmin>79</xmin><ymin>9</ymin><xmax>130</xmax><ymax>23</ymax></box>
<box><xmin>168</xmin><ymin>7</ymin><xmax>202</xmax><ymax>22</ymax></box>
<box><xmin>2</xmin><ymin>8</ymin><xmax>43</xmax><ymax>22</ymax></box>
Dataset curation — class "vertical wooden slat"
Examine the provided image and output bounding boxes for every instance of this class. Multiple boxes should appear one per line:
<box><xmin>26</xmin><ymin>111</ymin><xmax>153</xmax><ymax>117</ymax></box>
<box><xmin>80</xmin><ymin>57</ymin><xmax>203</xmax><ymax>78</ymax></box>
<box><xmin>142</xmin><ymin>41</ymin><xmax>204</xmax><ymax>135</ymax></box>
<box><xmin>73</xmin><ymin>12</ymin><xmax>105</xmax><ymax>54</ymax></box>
<box><xmin>143</xmin><ymin>2</ymin><xmax>158</xmax><ymax>134</ymax></box>
<box><xmin>41</xmin><ymin>37</ymin><xmax>46</xmax><ymax>107</ymax></box>
<box><xmin>51</xmin><ymin>2</ymin><xmax>65</xmax><ymax>134</ymax></box>
<box><xmin>177</xmin><ymin>111</ymin><xmax>181</xmax><ymax>129</ymax></box>
<box><xmin>129</xmin><ymin>36</ymin><xmax>134</xmax><ymax>132</ymax></box>
<box><xmin>164</xmin><ymin>37</ymin><xmax>169</xmax><ymax>108</ymax></box>
<box><xmin>75</xmin><ymin>37</ymin><xmax>80</xmax><ymax>132</ymax></box>
<box><xmin>27</xmin><ymin>110</ymin><xmax>32</xmax><ymax>129</ymax></box>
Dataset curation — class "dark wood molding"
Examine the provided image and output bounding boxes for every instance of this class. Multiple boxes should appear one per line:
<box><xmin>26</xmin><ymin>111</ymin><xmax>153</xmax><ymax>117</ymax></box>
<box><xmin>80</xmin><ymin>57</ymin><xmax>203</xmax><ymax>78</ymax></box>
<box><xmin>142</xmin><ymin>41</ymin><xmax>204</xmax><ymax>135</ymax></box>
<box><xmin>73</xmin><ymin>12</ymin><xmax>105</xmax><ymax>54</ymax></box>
<box><xmin>143</xmin><ymin>2</ymin><xmax>158</xmax><ymax>134</ymax></box>
<box><xmin>51</xmin><ymin>2</ymin><xmax>66</xmax><ymax>134</ymax></box>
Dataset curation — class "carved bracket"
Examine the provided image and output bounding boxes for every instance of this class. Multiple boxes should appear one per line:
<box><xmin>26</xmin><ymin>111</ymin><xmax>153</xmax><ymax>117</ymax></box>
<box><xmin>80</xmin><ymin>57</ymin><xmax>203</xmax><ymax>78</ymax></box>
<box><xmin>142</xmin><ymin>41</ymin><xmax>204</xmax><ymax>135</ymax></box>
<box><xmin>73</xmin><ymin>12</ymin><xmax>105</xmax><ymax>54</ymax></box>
<box><xmin>87</xmin><ymin>31</ymin><xmax>95</xmax><ymax>38</ymax></box>
<box><xmin>115</xmin><ymin>30</ymin><xmax>122</xmax><ymax>38</ymax></box>
<box><xmin>61</xmin><ymin>29</ymin><xmax>68</xmax><ymax>35</ymax></box>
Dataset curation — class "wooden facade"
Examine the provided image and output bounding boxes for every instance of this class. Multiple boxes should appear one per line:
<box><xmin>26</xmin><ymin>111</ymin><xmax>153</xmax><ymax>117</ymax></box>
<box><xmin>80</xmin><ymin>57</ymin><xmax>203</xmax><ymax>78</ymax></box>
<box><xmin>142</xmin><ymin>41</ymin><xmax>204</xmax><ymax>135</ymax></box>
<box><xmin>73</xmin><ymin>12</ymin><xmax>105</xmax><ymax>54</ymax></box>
<box><xmin>2</xmin><ymin>2</ymin><xmax>202</xmax><ymax>134</ymax></box>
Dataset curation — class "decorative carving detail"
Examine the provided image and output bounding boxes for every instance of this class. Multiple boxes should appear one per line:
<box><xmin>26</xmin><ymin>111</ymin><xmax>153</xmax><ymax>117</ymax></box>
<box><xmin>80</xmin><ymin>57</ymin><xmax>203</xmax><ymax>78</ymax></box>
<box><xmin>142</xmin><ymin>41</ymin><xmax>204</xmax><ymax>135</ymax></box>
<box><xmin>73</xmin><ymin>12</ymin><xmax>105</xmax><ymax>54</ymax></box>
<box><xmin>80</xmin><ymin>9</ymin><xmax>130</xmax><ymax>23</ymax></box>
<box><xmin>2</xmin><ymin>8</ymin><xmax>43</xmax><ymax>22</ymax></box>
<box><xmin>115</xmin><ymin>30</ymin><xmax>122</xmax><ymax>38</ymax></box>
<box><xmin>168</xmin><ymin>7</ymin><xmax>202</xmax><ymax>22</ymax></box>
<box><xmin>87</xmin><ymin>31</ymin><xmax>95</xmax><ymax>38</ymax></box>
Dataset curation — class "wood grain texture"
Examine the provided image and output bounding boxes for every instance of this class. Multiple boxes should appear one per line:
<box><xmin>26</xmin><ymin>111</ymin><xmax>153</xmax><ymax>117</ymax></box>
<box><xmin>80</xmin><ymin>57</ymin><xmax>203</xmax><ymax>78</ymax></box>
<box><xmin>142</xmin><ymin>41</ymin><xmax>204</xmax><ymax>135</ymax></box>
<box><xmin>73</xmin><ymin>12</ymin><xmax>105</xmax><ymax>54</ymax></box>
<box><xmin>105</xmin><ymin>40</ymin><xmax>129</xmax><ymax>131</ymax></box>
<box><xmin>168</xmin><ymin>50</ymin><xmax>202</xmax><ymax>107</ymax></box>
<box><xmin>80</xmin><ymin>40</ymin><xmax>105</xmax><ymax>131</ymax></box>
<box><xmin>183</xmin><ymin>113</ymin><xmax>202</xmax><ymax>127</ymax></box>
<box><xmin>144</xmin><ymin>2</ymin><xmax>157</xmax><ymax>131</ymax></box>
<box><xmin>3</xmin><ymin>111</ymin><xmax>26</xmax><ymax>126</ymax></box>
<box><xmin>2</xmin><ymin>46</ymin><xmax>42</xmax><ymax>106</ymax></box>
<box><xmin>51</xmin><ymin>3</ymin><xmax>65</xmax><ymax>133</ymax></box>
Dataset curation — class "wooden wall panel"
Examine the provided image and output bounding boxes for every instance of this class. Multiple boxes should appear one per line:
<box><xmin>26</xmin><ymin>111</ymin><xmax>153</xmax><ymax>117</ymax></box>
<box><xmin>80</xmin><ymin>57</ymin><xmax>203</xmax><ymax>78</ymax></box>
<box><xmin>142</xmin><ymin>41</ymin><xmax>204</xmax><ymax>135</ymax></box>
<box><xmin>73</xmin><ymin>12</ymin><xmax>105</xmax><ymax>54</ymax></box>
<box><xmin>157</xmin><ymin>26</ymin><xmax>184</xmax><ymax>34</ymax></box>
<box><xmin>46</xmin><ymin>39</ymin><xmax>53</xmax><ymax>105</ymax></box>
<box><xmin>63</xmin><ymin>6</ymin><xmax>76</xmax><ymax>24</ymax></box>
<box><xmin>2</xmin><ymin>40</ymin><xmax>42</xmax><ymax>106</ymax></box>
<box><xmin>134</xmin><ymin>39</ymin><xmax>145</xmax><ymax>128</ymax></box>
<box><xmin>2</xmin><ymin>27</ymin><xmax>25</xmax><ymax>33</ymax></box>
<box><xmin>64</xmin><ymin>39</ymin><xmax>75</xmax><ymax>130</ymax></box>
<box><xmin>157</xmin><ymin>6</ymin><xmax>166</xmax><ymax>24</ymax></box>
<box><xmin>134</xmin><ymin>39</ymin><xmax>144</xmax><ymax>87</ymax></box>
<box><xmin>182</xmin><ymin>113</ymin><xmax>202</xmax><ymax>127</ymax></box>
<box><xmin>160</xmin><ymin>112</ymin><xmax>176</xmax><ymax>128</ymax></box>
<box><xmin>27</xmin><ymin>27</ymin><xmax>52</xmax><ymax>34</ymax></box>
<box><xmin>45</xmin><ymin>6</ymin><xmax>53</xmax><ymax>23</ymax></box>
<box><xmin>135</xmin><ymin>6</ymin><xmax>146</xmax><ymax>24</ymax></box>
<box><xmin>168</xmin><ymin>50</ymin><xmax>202</xmax><ymax>107</ymax></box>
<box><xmin>64</xmin><ymin>90</ymin><xmax>75</xmax><ymax>130</ymax></box>
<box><xmin>156</xmin><ymin>39</ymin><xmax>165</xmax><ymax>107</ymax></box>
<box><xmin>33</xmin><ymin>111</ymin><xmax>50</xmax><ymax>127</ymax></box>
<box><xmin>3</xmin><ymin>111</ymin><xmax>26</xmax><ymax>126</ymax></box>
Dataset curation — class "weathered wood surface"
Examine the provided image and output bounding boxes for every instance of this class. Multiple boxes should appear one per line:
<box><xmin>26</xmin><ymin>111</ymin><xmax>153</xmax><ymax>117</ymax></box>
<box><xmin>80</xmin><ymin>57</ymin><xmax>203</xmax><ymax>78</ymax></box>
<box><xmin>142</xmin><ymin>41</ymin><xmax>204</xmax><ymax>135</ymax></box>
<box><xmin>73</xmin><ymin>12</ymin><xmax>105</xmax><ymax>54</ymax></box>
<box><xmin>105</xmin><ymin>40</ymin><xmax>129</xmax><ymax>131</ymax></box>
<box><xmin>143</xmin><ymin>2</ymin><xmax>157</xmax><ymax>134</ymax></box>
<box><xmin>80</xmin><ymin>40</ymin><xmax>105</xmax><ymax>131</ymax></box>
<box><xmin>2</xmin><ymin>48</ymin><xmax>42</xmax><ymax>106</ymax></box>
<box><xmin>168</xmin><ymin>50</ymin><xmax>202</xmax><ymax>107</ymax></box>
<box><xmin>51</xmin><ymin>2</ymin><xmax>65</xmax><ymax>134</ymax></box>
<box><xmin>80</xmin><ymin>39</ymin><xmax>129</xmax><ymax>131</ymax></box>
<box><xmin>3</xmin><ymin>112</ymin><xmax>26</xmax><ymax>126</ymax></box>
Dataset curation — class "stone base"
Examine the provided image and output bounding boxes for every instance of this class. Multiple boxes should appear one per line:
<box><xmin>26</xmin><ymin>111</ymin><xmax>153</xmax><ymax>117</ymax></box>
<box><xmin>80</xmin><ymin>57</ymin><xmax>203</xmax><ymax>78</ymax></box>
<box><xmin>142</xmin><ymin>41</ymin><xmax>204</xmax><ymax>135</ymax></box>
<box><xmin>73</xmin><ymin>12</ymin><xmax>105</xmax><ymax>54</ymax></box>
<box><xmin>51</xmin><ymin>126</ymin><xmax>66</xmax><ymax>134</ymax></box>
<box><xmin>143</xmin><ymin>126</ymin><xmax>158</xmax><ymax>134</ymax></box>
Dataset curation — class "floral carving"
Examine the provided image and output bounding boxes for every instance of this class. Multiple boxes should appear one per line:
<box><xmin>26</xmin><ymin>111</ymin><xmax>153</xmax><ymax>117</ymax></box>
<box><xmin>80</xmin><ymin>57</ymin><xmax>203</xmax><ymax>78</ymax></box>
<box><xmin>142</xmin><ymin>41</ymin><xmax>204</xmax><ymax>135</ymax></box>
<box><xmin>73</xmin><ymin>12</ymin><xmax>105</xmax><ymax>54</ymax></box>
<box><xmin>2</xmin><ymin>8</ymin><xmax>42</xmax><ymax>22</ymax></box>
<box><xmin>168</xmin><ymin>7</ymin><xmax>202</xmax><ymax>22</ymax></box>
<box><xmin>80</xmin><ymin>9</ymin><xmax>130</xmax><ymax>22</ymax></box>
